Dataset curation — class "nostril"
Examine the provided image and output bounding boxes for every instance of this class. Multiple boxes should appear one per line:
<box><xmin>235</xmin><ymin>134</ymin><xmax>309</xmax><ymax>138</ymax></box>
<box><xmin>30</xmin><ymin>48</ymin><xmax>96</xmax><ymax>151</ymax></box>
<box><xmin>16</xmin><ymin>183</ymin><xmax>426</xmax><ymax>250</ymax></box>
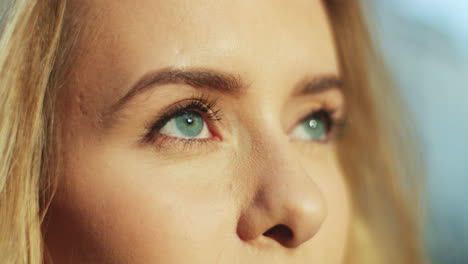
<box><xmin>262</xmin><ymin>224</ymin><xmax>294</xmax><ymax>246</ymax></box>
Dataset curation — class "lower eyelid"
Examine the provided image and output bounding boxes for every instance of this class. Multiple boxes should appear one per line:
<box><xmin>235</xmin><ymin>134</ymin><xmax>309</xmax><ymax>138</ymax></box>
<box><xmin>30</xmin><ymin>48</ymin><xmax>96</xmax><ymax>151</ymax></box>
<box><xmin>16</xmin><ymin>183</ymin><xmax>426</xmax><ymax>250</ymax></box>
<box><xmin>149</xmin><ymin>134</ymin><xmax>221</xmax><ymax>153</ymax></box>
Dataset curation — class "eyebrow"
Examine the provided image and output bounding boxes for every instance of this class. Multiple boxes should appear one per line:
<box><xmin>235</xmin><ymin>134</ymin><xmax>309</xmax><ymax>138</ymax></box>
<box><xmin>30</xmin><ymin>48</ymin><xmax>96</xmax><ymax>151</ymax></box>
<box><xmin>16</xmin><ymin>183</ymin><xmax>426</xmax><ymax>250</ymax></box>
<box><xmin>107</xmin><ymin>67</ymin><xmax>342</xmax><ymax>117</ymax></box>
<box><xmin>109</xmin><ymin>68</ymin><xmax>245</xmax><ymax>113</ymax></box>
<box><xmin>293</xmin><ymin>75</ymin><xmax>343</xmax><ymax>96</ymax></box>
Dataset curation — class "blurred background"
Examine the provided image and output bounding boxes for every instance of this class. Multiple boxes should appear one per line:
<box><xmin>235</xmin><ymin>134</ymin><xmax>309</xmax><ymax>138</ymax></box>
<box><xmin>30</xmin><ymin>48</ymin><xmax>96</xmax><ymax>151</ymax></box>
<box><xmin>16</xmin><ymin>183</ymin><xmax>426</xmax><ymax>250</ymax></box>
<box><xmin>1</xmin><ymin>0</ymin><xmax>467</xmax><ymax>263</ymax></box>
<box><xmin>365</xmin><ymin>1</ymin><xmax>468</xmax><ymax>263</ymax></box>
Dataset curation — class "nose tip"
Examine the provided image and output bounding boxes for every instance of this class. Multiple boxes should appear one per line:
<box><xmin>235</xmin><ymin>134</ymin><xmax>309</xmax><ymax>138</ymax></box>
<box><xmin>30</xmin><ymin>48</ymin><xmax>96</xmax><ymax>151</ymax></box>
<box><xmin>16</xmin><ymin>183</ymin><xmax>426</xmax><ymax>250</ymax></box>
<box><xmin>236</xmin><ymin>181</ymin><xmax>327</xmax><ymax>249</ymax></box>
<box><xmin>288</xmin><ymin>201</ymin><xmax>327</xmax><ymax>248</ymax></box>
<box><xmin>235</xmin><ymin>129</ymin><xmax>328</xmax><ymax>249</ymax></box>
<box><xmin>264</xmin><ymin>195</ymin><xmax>326</xmax><ymax>248</ymax></box>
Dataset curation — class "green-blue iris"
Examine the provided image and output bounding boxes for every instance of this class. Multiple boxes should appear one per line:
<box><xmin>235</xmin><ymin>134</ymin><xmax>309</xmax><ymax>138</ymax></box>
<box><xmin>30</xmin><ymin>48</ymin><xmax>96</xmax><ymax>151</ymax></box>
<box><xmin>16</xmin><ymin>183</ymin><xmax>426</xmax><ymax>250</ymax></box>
<box><xmin>302</xmin><ymin>115</ymin><xmax>326</xmax><ymax>140</ymax></box>
<box><xmin>174</xmin><ymin>111</ymin><xmax>204</xmax><ymax>138</ymax></box>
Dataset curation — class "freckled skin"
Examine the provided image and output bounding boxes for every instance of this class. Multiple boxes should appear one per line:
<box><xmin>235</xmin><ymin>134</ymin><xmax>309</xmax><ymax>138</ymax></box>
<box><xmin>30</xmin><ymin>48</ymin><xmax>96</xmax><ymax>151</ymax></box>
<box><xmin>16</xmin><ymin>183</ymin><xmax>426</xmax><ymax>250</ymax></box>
<box><xmin>44</xmin><ymin>0</ymin><xmax>350</xmax><ymax>263</ymax></box>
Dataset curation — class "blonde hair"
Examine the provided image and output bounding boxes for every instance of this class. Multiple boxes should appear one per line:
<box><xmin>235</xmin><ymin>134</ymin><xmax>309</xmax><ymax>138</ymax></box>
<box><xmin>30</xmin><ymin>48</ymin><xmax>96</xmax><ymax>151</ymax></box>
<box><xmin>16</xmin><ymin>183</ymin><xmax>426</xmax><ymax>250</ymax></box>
<box><xmin>325</xmin><ymin>2</ymin><xmax>426</xmax><ymax>263</ymax></box>
<box><xmin>0</xmin><ymin>0</ymin><xmax>425</xmax><ymax>263</ymax></box>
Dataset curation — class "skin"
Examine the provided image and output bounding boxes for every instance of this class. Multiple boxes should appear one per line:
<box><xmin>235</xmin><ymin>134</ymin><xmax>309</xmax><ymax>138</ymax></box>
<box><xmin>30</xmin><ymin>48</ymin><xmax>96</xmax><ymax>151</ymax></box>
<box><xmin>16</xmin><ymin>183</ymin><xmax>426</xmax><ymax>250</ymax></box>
<box><xmin>44</xmin><ymin>0</ymin><xmax>350</xmax><ymax>263</ymax></box>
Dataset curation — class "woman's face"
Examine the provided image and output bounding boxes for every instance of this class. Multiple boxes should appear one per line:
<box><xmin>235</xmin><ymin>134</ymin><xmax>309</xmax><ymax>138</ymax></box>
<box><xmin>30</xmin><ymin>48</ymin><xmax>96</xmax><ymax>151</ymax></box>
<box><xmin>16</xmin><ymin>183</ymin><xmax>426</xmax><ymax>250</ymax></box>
<box><xmin>45</xmin><ymin>0</ymin><xmax>350</xmax><ymax>263</ymax></box>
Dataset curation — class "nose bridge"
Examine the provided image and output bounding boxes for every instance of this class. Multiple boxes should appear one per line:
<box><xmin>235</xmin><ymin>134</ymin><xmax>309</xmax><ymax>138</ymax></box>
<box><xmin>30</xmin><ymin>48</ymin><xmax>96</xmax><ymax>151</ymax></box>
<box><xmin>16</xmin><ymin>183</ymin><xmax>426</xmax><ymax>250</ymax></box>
<box><xmin>236</xmin><ymin>131</ymin><xmax>327</xmax><ymax>248</ymax></box>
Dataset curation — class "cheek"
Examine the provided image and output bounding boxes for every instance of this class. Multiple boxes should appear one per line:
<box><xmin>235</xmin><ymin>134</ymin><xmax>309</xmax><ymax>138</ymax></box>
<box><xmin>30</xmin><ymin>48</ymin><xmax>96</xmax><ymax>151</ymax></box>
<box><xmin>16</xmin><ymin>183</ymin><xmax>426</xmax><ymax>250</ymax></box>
<box><xmin>46</xmin><ymin>132</ymin><xmax>350</xmax><ymax>263</ymax></box>
<box><xmin>48</xmin><ymin>143</ymin><xmax>240</xmax><ymax>263</ymax></box>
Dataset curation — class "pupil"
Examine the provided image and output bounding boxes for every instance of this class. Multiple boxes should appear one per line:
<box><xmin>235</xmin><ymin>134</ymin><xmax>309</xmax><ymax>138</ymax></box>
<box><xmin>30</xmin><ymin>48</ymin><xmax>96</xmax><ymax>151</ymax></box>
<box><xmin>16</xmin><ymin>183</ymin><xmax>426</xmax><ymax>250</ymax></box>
<box><xmin>309</xmin><ymin>119</ymin><xmax>318</xmax><ymax>129</ymax></box>
<box><xmin>186</xmin><ymin>116</ymin><xmax>194</xmax><ymax>125</ymax></box>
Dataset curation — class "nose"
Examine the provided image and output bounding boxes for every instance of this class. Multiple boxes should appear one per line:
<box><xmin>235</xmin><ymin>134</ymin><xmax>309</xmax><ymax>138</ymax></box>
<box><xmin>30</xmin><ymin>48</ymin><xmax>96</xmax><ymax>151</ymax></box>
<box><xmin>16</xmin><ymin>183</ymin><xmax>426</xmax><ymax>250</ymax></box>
<box><xmin>236</xmin><ymin>139</ymin><xmax>327</xmax><ymax>249</ymax></box>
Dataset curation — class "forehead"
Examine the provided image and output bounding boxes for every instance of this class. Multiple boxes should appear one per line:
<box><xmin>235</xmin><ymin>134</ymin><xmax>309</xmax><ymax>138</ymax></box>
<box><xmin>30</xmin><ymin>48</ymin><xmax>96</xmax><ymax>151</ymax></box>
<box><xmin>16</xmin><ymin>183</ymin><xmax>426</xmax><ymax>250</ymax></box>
<box><xmin>67</xmin><ymin>0</ymin><xmax>337</xmax><ymax>112</ymax></box>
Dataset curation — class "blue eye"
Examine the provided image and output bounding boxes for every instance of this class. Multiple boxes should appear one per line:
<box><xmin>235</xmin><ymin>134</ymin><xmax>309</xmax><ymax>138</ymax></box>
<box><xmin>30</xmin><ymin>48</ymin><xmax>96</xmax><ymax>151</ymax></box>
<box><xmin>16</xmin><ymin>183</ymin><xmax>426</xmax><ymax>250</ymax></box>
<box><xmin>290</xmin><ymin>111</ymin><xmax>331</xmax><ymax>142</ymax></box>
<box><xmin>159</xmin><ymin>110</ymin><xmax>211</xmax><ymax>139</ymax></box>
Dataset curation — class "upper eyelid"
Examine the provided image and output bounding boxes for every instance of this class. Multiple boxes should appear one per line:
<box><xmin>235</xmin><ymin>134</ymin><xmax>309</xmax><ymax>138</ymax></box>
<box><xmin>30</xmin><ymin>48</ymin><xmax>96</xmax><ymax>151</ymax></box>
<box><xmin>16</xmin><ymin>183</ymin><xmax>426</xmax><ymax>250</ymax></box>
<box><xmin>151</xmin><ymin>106</ymin><xmax>339</xmax><ymax>134</ymax></box>
<box><xmin>142</xmin><ymin>96</ymin><xmax>222</xmax><ymax>140</ymax></box>
<box><xmin>285</xmin><ymin>105</ymin><xmax>339</xmax><ymax>134</ymax></box>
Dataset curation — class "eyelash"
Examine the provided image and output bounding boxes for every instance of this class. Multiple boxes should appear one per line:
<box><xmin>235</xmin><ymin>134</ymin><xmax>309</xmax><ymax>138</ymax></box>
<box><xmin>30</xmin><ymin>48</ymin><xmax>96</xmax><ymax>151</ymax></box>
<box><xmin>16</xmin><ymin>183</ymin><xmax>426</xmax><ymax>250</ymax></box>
<box><xmin>142</xmin><ymin>94</ymin><xmax>222</xmax><ymax>146</ymax></box>
<box><xmin>142</xmin><ymin>94</ymin><xmax>346</xmax><ymax>149</ymax></box>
